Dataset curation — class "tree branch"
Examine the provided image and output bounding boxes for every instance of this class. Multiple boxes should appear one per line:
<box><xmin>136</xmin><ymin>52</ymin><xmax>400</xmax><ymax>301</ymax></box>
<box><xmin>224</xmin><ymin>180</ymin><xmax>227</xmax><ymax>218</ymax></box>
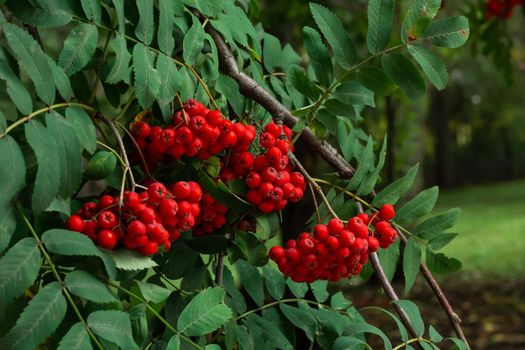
<box><xmin>205</xmin><ymin>24</ymin><xmax>468</xmax><ymax>347</ymax></box>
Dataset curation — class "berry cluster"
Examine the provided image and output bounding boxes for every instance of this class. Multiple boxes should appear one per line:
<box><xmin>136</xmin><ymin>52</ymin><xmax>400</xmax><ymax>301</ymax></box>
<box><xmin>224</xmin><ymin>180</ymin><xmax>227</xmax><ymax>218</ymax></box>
<box><xmin>268</xmin><ymin>204</ymin><xmax>397</xmax><ymax>283</ymax></box>
<box><xmin>486</xmin><ymin>0</ymin><xmax>523</xmax><ymax>19</ymax></box>
<box><xmin>65</xmin><ymin>181</ymin><xmax>202</xmax><ymax>255</ymax></box>
<box><xmin>193</xmin><ymin>193</ymin><xmax>229</xmax><ymax>237</ymax></box>
<box><xmin>220</xmin><ymin>122</ymin><xmax>306</xmax><ymax>213</ymax></box>
<box><xmin>131</xmin><ymin>99</ymin><xmax>256</xmax><ymax>169</ymax></box>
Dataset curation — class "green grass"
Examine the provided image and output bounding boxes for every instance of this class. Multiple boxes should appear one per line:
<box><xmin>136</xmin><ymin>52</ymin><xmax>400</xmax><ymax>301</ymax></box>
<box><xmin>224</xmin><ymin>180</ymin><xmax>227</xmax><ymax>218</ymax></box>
<box><xmin>433</xmin><ymin>179</ymin><xmax>525</xmax><ymax>277</ymax></box>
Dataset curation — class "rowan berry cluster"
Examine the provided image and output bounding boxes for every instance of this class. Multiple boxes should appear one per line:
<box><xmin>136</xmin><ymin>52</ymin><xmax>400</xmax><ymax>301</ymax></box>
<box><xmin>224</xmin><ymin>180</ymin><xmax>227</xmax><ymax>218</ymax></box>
<box><xmin>268</xmin><ymin>204</ymin><xmax>397</xmax><ymax>282</ymax></box>
<box><xmin>65</xmin><ymin>181</ymin><xmax>202</xmax><ymax>255</ymax></box>
<box><xmin>193</xmin><ymin>193</ymin><xmax>229</xmax><ymax>237</ymax></box>
<box><xmin>220</xmin><ymin>122</ymin><xmax>306</xmax><ymax>213</ymax></box>
<box><xmin>130</xmin><ymin>99</ymin><xmax>256</xmax><ymax>169</ymax></box>
<box><xmin>485</xmin><ymin>0</ymin><xmax>523</xmax><ymax>19</ymax></box>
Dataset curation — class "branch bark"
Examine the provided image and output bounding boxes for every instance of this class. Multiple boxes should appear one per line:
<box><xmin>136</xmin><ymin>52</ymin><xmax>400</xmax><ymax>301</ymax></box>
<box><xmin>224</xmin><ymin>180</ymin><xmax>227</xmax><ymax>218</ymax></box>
<box><xmin>205</xmin><ymin>24</ymin><xmax>469</xmax><ymax>348</ymax></box>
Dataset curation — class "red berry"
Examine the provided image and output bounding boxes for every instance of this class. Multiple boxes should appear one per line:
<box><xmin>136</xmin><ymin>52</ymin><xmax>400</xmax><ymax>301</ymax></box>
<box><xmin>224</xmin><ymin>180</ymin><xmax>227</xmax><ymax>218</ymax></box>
<box><xmin>266</xmin><ymin>147</ymin><xmax>282</xmax><ymax>165</ymax></box>
<box><xmin>97</xmin><ymin>211</ymin><xmax>117</xmax><ymax>229</ymax></box>
<box><xmin>159</xmin><ymin>199</ymin><xmax>179</xmax><ymax>218</ymax></box>
<box><xmin>246</xmin><ymin>172</ymin><xmax>262</xmax><ymax>189</ymax></box>
<box><xmin>313</xmin><ymin>224</ymin><xmax>329</xmax><ymax>241</ymax></box>
<box><xmin>290</xmin><ymin>172</ymin><xmax>305</xmax><ymax>188</ymax></box>
<box><xmin>259</xmin><ymin>132</ymin><xmax>275</xmax><ymax>148</ymax></box>
<box><xmin>148</xmin><ymin>182</ymin><xmax>168</xmax><ymax>203</ymax></box>
<box><xmin>298</xmin><ymin>237</ymin><xmax>315</xmax><ymax>253</ymax></box>
<box><xmin>367</xmin><ymin>236</ymin><xmax>379</xmax><ymax>252</ymax></box>
<box><xmin>286</xmin><ymin>248</ymin><xmax>301</xmax><ymax>264</ymax></box>
<box><xmin>258</xmin><ymin>182</ymin><xmax>274</xmax><ymax>198</ymax></box>
<box><xmin>172</xmin><ymin>182</ymin><xmax>191</xmax><ymax>200</ymax></box>
<box><xmin>98</xmin><ymin>230</ymin><xmax>117</xmax><ymax>249</ymax></box>
<box><xmin>187</xmin><ymin>181</ymin><xmax>203</xmax><ymax>203</ymax></box>
<box><xmin>138</xmin><ymin>207</ymin><xmax>156</xmax><ymax>224</ymax></box>
<box><xmin>128</xmin><ymin>220</ymin><xmax>147</xmax><ymax>236</ymax></box>
<box><xmin>379</xmin><ymin>204</ymin><xmax>395</xmax><ymax>221</ymax></box>
<box><xmin>131</xmin><ymin>122</ymin><xmax>151</xmax><ymax>139</ymax></box>
<box><xmin>357</xmin><ymin>213</ymin><xmax>370</xmax><ymax>225</ymax></box>
<box><xmin>269</xmin><ymin>246</ymin><xmax>285</xmax><ymax>261</ymax></box>
<box><xmin>325</xmin><ymin>236</ymin><xmax>340</xmax><ymax>250</ymax></box>
<box><xmin>261</xmin><ymin>167</ymin><xmax>278</xmax><ymax>183</ymax></box>
<box><xmin>99</xmin><ymin>195</ymin><xmax>114</xmax><ymax>209</ymax></box>
<box><xmin>338</xmin><ymin>230</ymin><xmax>355</xmax><ymax>247</ymax></box>
<box><xmin>123</xmin><ymin>191</ymin><xmax>141</xmax><ymax>210</ymax></box>
<box><xmin>327</xmin><ymin>218</ymin><xmax>344</xmax><ymax>234</ymax></box>
<box><xmin>82</xmin><ymin>202</ymin><xmax>98</xmax><ymax>219</ymax></box>
<box><xmin>347</xmin><ymin>217</ymin><xmax>369</xmax><ymax>238</ymax></box>
<box><xmin>139</xmin><ymin>241</ymin><xmax>159</xmax><ymax>256</ymax></box>
<box><xmin>206</xmin><ymin>110</ymin><xmax>223</xmax><ymax>126</ymax></box>
<box><xmin>258</xmin><ymin>200</ymin><xmax>275</xmax><ymax>213</ymax></box>
<box><xmin>247</xmin><ymin>190</ymin><xmax>263</xmax><ymax>205</ymax></box>
<box><xmin>66</xmin><ymin>215</ymin><xmax>85</xmax><ymax>232</ymax></box>
<box><xmin>265</xmin><ymin>122</ymin><xmax>282</xmax><ymax>137</ymax></box>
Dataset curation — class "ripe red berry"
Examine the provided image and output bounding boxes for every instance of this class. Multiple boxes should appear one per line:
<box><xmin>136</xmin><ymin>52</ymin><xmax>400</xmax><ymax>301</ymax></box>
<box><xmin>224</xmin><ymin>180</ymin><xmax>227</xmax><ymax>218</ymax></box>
<box><xmin>131</xmin><ymin>121</ymin><xmax>151</xmax><ymax>139</ymax></box>
<box><xmin>123</xmin><ymin>191</ymin><xmax>141</xmax><ymax>210</ymax></box>
<box><xmin>172</xmin><ymin>181</ymin><xmax>191</xmax><ymax>200</ymax></box>
<box><xmin>187</xmin><ymin>181</ymin><xmax>203</xmax><ymax>203</ymax></box>
<box><xmin>246</xmin><ymin>172</ymin><xmax>262</xmax><ymax>189</ymax></box>
<box><xmin>66</xmin><ymin>215</ymin><xmax>85</xmax><ymax>232</ymax></box>
<box><xmin>298</xmin><ymin>237</ymin><xmax>315</xmax><ymax>253</ymax></box>
<box><xmin>99</xmin><ymin>195</ymin><xmax>114</xmax><ymax>209</ymax></box>
<box><xmin>159</xmin><ymin>199</ymin><xmax>179</xmax><ymax>218</ymax></box>
<box><xmin>138</xmin><ymin>207</ymin><xmax>156</xmax><ymax>224</ymax></box>
<box><xmin>261</xmin><ymin>167</ymin><xmax>278</xmax><ymax>183</ymax></box>
<box><xmin>266</xmin><ymin>147</ymin><xmax>282</xmax><ymax>165</ymax></box>
<box><xmin>367</xmin><ymin>236</ymin><xmax>379</xmax><ymax>252</ymax></box>
<box><xmin>313</xmin><ymin>224</ymin><xmax>329</xmax><ymax>241</ymax></box>
<box><xmin>269</xmin><ymin>246</ymin><xmax>285</xmax><ymax>261</ymax></box>
<box><xmin>338</xmin><ymin>230</ymin><xmax>355</xmax><ymax>247</ymax></box>
<box><xmin>290</xmin><ymin>172</ymin><xmax>305</xmax><ymax>188</ymax></box>
<box><xmin>325</xmin><ymin>236</ymin><xmax>340</xmax><ymax>251</ymax></box>
<box><xmin>265</xmin><ymin>122</ymin><xmax>282</xmax><ymax>137</ymax></box>
<box><xmin>98</xmin><ymin>230</ymin><xmax>117</xmax><ymax>249</ymax></box>
<box><xmin>97</xmin><ymin>211</ymin><xmax>117</xmax><ymax>229</ymax></box>
<box><xmin>140</xmin><ymin>241</ymin><xmax>159</xmax><ymax>256</ymax></box>
<box><xmin>258</xmin><ymin>200</ymin><xmax>275</xmax><ymax>214</ymax></box>
<box><xmin>285</xmin><ymin>248</ymin><xmax>301</xmax><ymax>264</ymax></box>
<box><xmin>82</xmin><ymin>202</ymin><xmax>98</xmax><ymax>219</ymax></box>
<box><xmin>258</xmin><ymin>182</ymin><xmax>274</xmax><ymax>198</ymax></box>
<box><xmin>128</xmin><ymin>220</ymin><xmax>147</xmax><ymax>236</ymax></box>
<box><xmin>347</xmin><ymin>217</ymin><xmax>369</xmax><ymax>238</ymax></box>
<box><xmin>327</xmin><ymin>218</ymin><xmax>344</xmax><ymax>234</ymax></box>
<box><xmin>148</xmin><ymin>182</ymin><xmax>168</xmax><ymax>203</ymax></box>
<box><xmin>379</xmin><ymin>204</ymin><xmax>395</xmax><ymax>221</ymax></box>
<box><xmin>247</xmin><ymin>190</ymin><xmax>263</xmax><ymax>205</ymax></box>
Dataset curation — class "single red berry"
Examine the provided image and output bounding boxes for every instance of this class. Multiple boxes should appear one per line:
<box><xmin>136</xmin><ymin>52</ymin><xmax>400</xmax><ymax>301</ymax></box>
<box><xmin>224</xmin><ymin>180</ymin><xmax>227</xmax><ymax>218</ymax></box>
<box><xmin>148</xmin><ymin>182</ymin><xmax>168</xmax><ymax>203</ymax></box>
<box><xmin>303</xmin><ymin>254</ymin><xmax>319</xmax><ymax>270</ymax></box>
<box><xmin>99</xmin><ymin>195</ymin><xmax>114</xmax><ymax>209</ymax></box>
<box><xmin>259</xmin><ymin>132</ymin><xmax>275</xmax><ymax>148</ymax></box>
<box><xmin>131</xmin><ymin>121</ymin><xmax>151</xmax><ymax>139</ymax></box>
<box><xmin>187</xmin><ymin>181</ymin><xmax>203</xmax><ymax>203</ymax></box>
<box><xmin>275</xmin><ymin>139</ymin><xmax>290</xmax><ymax>154</ymax></box>
<box><xmin>261</xmin><ymin>167</ymin><xmax>278</xmax><ymax>183</ymax></box>
<box><xmin>347</xmin><ymin>217</ymin><xmax>369</xmax><ymax>238</ymax></box>
<box><xmin>172</xmin><ymin>181</ymin><xmax>191</xmax><ymax>200</ymax></box>
<box><xmin>139</xmin><ymin>241</ymin><xmax>159</xmax><ymax>256</ymax></box>
<box><xmin>66</xmin><ymin>215</ymin><xmax>85</xmax><ymax>232</ymax></box>
<box><xmin>266</xmin><ymin>147</ymin><xmax>282</xmax><ymax>165</ymax></box>
<box><xmin>184</xmin><ymin>99</ymin><xmax>206</xmax><ymax>116</ymax></box>
<box><xmin>285</xmin><ymin>247</ymin><xmax>301</xmax><ymax>264</ymax></box>
<box><xmin>298</xmin><ymin>237</ymin><xmax>315</xmax><ymax>253</ymax></box>
<box><xmin>275</xmin><ymin>171</ymin><xmax>291</xmax><ymax>187</ymax></box>
<box><xmin>82</xmin><ymin>202</ymin><xmax>98</xmax><ymax>219</ymax></box>
<box><xmin>127</xmin><ymin>220</ymin><xmax>147</xmax><ymax>236</ymax></box>
<box><xmin>367</xmin><ymin>236</ymin><xmax>379</xmax><ymax>252</ymax></box>
<box><xmin>258</xmin><ymin>182</ymin><xmax>274</xmax><ymax>198</ymax></box>
<box><xmin>327</xmin><ymin>218</ymin><xmax>344</xmax><ymax>234</ymax></box>
<box><xmin>338</xmin><ymin>230</ymin><xmax>355</xmax><ymax>247</ymax></box>
<box><xmin>123</xmin><ymin>191</ymin><xmax>141</xmax><ymax>210</ymax></box>
<box><xmin>97</xmin><ymin>230</ymin><xmax>117</xmax><ymax>249</ymax></box>
<box><xmin>247</xmin><ymin>190</ymin><xmax>263</xmax><ymax>204</ymax></box>
<box><xmin>336</xmin><ymin>247</ymin><xmax>350</xmax><ymax>259</ymax></box>
<box><xmin>253</xmin><ymin>155</ymin><xmax>268</xmax><ymax>171</ymax></box>
<box><xmin>159</xmin><ymin>199</ymin><xmax>179</xmax><ymax>218</ymax></box>
<box><xmin>138</xmin><ymin>207</ymin><xmax>156</xmax><ymax>224</ymax></box>
<box><xmin>97</xmin><ymin>211</ymin><xmax>117</xmax><ymax>229</ymax></box>
<box><xmin>313</xmin><ymin>224</ymin><xmax>329</xmax><ymax>241</ymax></box>
<box><xmin>238</xmin><ymin>152</ymin><xmax>254</xmax><ymax>169</ymax></box>
<box><xmin>177</xmin><ymin>126</ymin><xmax>193</xmax><ymax>144</ymax></box>
<box><xmin>325</xmin><ymin>235</ymin><xmax>340</xmax><ymax>250</ymax></box>
<box><xmin>246</xmin><ymin>172</ymin><xmax>262</xmax><ymax>189</ymax></box>
<box><xmin>265</xmin><ymin>122</ymin><xmax>282</xmax><ymax>137</ymax></box>
<box><xmin>206</xmin><ymin>110</ymin><xmax>223</xmax><ymax>126</ymax></box>
<box><xmin>258</xmin><ymin>200</ymin><xmax>275</xmax><ymax>213</ymax></box>
<box><xmin>282</xmin><ymin>183</ymin><xmax>297</xmax><ymax>201</ymax></box>
<box><xmin>357</xmin><ymin>213</ymin><xmax>370</xmax><ymax>225</ymax></box>
<box><xmin>379</xmin><ymin>204</ymin><xmax>395</xmax><ymax>221</ymax></box>
<box><xmin>290</xmin><ymin>172</ymin><xmax>305</xmax><ymax>188</ymax></box>
<box><xmin>269</xmin><ymin>246</ymin><xmax>286</xmax><ymax>261</ymax></box>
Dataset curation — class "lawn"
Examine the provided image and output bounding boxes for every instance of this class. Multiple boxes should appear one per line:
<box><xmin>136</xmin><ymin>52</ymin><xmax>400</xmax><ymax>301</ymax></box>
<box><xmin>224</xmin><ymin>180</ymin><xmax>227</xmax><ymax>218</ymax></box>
<box><xmin>434</xmin><ymin>179</ymin><xmax>525</xmax><ymax>277</ymax></box>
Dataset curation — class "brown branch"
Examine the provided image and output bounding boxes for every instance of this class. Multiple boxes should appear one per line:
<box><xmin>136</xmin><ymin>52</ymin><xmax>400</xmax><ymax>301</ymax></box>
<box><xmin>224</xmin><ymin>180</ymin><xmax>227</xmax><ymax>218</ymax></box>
<box><xmin>215</xmin><ymin>251</ymin><xmax>225</xmax><ymax>286</ymax></box>
<box><xmin>205</xmin><ymin>23</ymin><xmax>469</xmax><ymax>347</ymax></box>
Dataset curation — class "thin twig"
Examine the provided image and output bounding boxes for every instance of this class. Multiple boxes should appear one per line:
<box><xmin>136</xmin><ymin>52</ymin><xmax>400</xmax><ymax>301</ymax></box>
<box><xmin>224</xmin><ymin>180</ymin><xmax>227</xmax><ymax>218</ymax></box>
<box><xmin>214</xmin><ymin>251</ymin><xmax>225</xmax><ymax>286</ymax></box>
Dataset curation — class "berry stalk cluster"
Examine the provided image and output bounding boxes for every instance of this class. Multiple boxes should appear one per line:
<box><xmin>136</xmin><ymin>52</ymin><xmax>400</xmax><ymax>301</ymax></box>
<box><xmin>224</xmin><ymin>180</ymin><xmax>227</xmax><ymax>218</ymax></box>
<box><xmin>268</xmin><ymin>205</ymin><xmax>398</xmax><ymax>283</ymax></box>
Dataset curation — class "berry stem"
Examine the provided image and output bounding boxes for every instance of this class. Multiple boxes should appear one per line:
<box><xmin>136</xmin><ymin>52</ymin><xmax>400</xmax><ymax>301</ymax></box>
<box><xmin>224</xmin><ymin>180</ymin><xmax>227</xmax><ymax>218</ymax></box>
<box><xmin>15</xmin><ymin>203</ymin><xmax>106</xmax><ymax>350</ymax></box>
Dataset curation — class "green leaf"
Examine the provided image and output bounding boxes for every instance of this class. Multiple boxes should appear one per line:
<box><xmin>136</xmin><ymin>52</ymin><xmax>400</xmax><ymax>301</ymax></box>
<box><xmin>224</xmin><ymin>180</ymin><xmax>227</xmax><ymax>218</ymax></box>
<box><xmin>429</xmin><ymin>325</ymin><xmax>443</xmax><ymax>343</ymax></box>
<box><xmin>393</xmin><ymin>300</ymin><xmax>424</xmax><ymax>336</ymax></box>
<box><xmin>133</xmin><ymin>43</ymin><xmax>161</xmax><ymax>108</ymax></box>
<box><xmin>0</xmin><ymin>238</ymin><xmax>41</xmax><ymax>310</ymax></box>
<box><xmin>136</xmin><ymin>280</ymin><xmax>171</xmax><ymax>303</ymax></box>
<box><xmin>0</xmin><ymin>135</ymin><xmax>26</xmax><ymax>208</ymax></box>
<box><xmin>236</xmin><ymin>260</ymin><xmax>264</xmax><ymax>306</ymax></box>
<box><xmin>88</xmin><ymin>310</ymin><xmax>138</xmax><ymax>349</ymax></box>
<box><xmin>7</xmin><ymin>0</ymin><xmax>73</xmax><ymax>28</ymax></box>
<box><xmin>346</xmin><ymin>322</ymin><xmax>392</xmax><ymax>350</ymax></box>
<box><xmin>426</xmin><ymin>250</ymin><xmax>461</xmax><ymax>274</ymax></box>
<box><xmin>423</xmin><ymin>16</ymin><xmax>470</xmax><ymax>48</ymax></box>
<box><xmin>106</xmin><ymin>34</ymin><xmax>131</xmax><ymax>84</ymax></box>
<box><xmin>447</xmin><ymin>337</ymin><xmax>468</xmax><ymax>350</ymax></box>
<box><xmin>367</xmin><ymin>0</ymin><xmax>394</xmax><ymax>54</ymax></box>
<box><xmin>361</xmin><ymin>306</ymin><xmax>408</xmax><ymax>341</ymax></box>
<box><xmin>263</xmin><ymin>33</ymin><xmax>281</xmax><ymax>72</ymax></box>
<box><xmin>233</xmin><ymin>233</ymin><xmax>268</xmax><ymax>266</ymax></box>
<box><xmin>356</xmin><ymin>66</ymin><xmax>395</xmax><ymax>97</ymax></box>
<box><xmin>0</xmin><ymin>49</ymin><xmax>33</xmax><ymax>114</ymax></box>
<box><xmin>287</xmin><ymin>64</ymin><xmax>320</xmax><ymax>100</ymax></box>
<box><xmin>310</xmin><ymin>280</ymin><xmax>329</xmax><ymax>303</ymax></box>
<box><xmin>396</xmin><ymin>186</ymin><xmax>439</xmax><ymax>225</ymax></box>
<box><xmin>42</xmin><ymin>229</ymin><xmax>116</xmax><ymax>279</ymax></box>
<box><xmin>158</xmin><ymin>0</ymin><xmax>175</xmax><ymax>54</ymax></box>
<box><xmin>403</xmin><ymin>238</ymin><xmax>422</xmax><ymax>294</ymax></box>
<box><xmin>401</xmin><ymin>0</ymin><xmax>441</xmax><ymax>43</ymax></box>
<box><xmin>428</xmin><ymin>232</ymin><xmax>458</xmax><ymax>251</ymax></box>
<box><xmin>57</xmin><ymin>323</ymin><xmax>92</xmax><ymax>350</ymax></box>
<box><xmin>246</xmin><ymin>314</ymin><xmax>293</xmax><ymax>350</ymax></box>
<box><xmin>177</xmin><ymin>287</ymin><xmax>233</xmax><ymax>336</ymax></box>
<box><xmin>156</xmin><ymin>54</ymin><xmax>180</xmax><ymax>107</ymax></box>
<box><xmin>0</xmin><ymin>205</ymin><xmax>17</xmax><ymax>254</ymax></box>
<box><xmin>286</xmin><ymin>278</ymin><xmax>308</xmax><ymax>298</ymax></box>
<box><xmin>2</xmin><ymin>22</ymin><xmax>55</xmax><ymax>104</ymax></box>
<box><xmin>2</xmin><ymin>282</ymin><xmax>67</xmax><ymax>350</ymax></box>
<box><xmin>183</xmin><ymin>15</ymin><xmax>205</xmax><ymax>64</ymax></box>
<box><xmin>46</xmin><ymin>56</ymin><xmax>74</xmax><ymax>100</ymax></box>
<box><xmin>65</xmin><ymin>107</ymin><xmax>97</xmax><ymax>154</ymax></box>
<box><xmin>331</xmin><ymin>291</ymin><xmax>351</xmax><ymax>310</ymax></box>
<box><xmin>25</xmin><ymin>120</ymin><xmax>61</xmax><ymax>212</ymax></box>
<box><xmin>279</xmin><ymin>304</ymin><xmax>317</xmax><ymax>341</ymax></box>
<box><xmin>112</xmin><ymin>0</ymin><xmax>126</xmax><ymax>32</ymax></box>
<box><xmin>183</xmin><ymin>0</ymin><xmax>223</xmax><ymax>16</ymax></box>
<box><xmin>262</xmin><ymin>265</ymin><xmax>285</xmax><ymax>300</ymax></box>
<box><xmin>347</xmin><ymin>137</ymin><xmax>375</xmax><ymax>190</ymax></box>
<box><xmin>377</xmin><ymin>239</ymin><xmax>400</xmax><ymax>282</ymax></box>
<box><xmin>85</xmin><ymin>151</ymin><xmax>117</xmax><ymax>180</ymax></box>
<box><xmin>333</xmin><ymin>336</ymin><xmax>369</xmax><ymax>350</ymax></box>
<box><xmin>334</xmin><ymin>80</ymin><xmax>375</xmax><ymax>107</ymax></box>
<box><xmin>105</xmin><ymin>249</ymin><xmax>158</xmax><ymax>270</ymax></box>
<box><xmin>310</xmin><ymin>3</ymin><xmax>356</xmax><ymax>69</ymax></box>
<box><xmin>166</xmin><ymin>335</ymin><xmax>180</xmax><ymax>350</ymax></box>
<box><xmin>59</xmin><ymin>24</ymin><xmax>98</xmax><ymax>76</ymax></box>
<box><xmin>372</xmin><ymin>164</ymin><xmax>419</xmax><ymax>206</ymax></box>
<box><xmin>382</xmin><ymin>53</ymin><xmax>425</xmax><ymax>100</ymax></box>
<box><xmin>216</xmin><ymin>74</ymin><xmax>245</xmax><ymax>116</ymax></box>
<box><xmin>357</xmin><ymin>135</ymin><xmax>387</xmax><ymax>195</ymax></box>
<box><xmin>46</xmin><ymin>112</ymin><xmax>81</xmax><ymax>198</ymax></box>
<box><xmin>223</xmin><ymin>266</ymin><xmax>247</xmax><ymax>314</ymax></box>
<box><xmin>303</xmin><ymin>26</ymin><xmax>332</xmax><ymax>86</ymax></box>
<box><xmin>135</xmin><ymin>0</ymin><xmax>154</xmax><ymax>45</ymax></box>
<box><xmin>408</xmin><ymin>43</ymin><xmax>448</xmax><ymax>90</ymax></box>
<box><xmin>80</xmin><ymin>0</ymin><xmax>101</xmax><ymax>23</ymax></box>
<box><xmin>415</xmin><ymin>208</ymin><xmax>461</xmax><ymax>240</ymax></box>
<box><xmin>65</xmin><ymin>270</ymin><xmax>117</xmax><ymax>304</ymax></box>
